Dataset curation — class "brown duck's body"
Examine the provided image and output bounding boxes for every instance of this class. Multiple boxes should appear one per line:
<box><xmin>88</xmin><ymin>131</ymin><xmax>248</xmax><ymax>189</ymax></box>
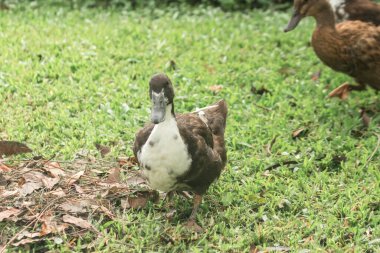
<box><xmin>133</xmin><ymin>74</ymin><xmax>227</xmax><ymax>227</ymax></box>
<box><xmin>133</xmin><ymin>100</ymin><xmax>227</xmax><ymax>195</ymax></box>
<box><xmin>285</xmin><ymin>0</ymin><xmax>380</xmax><ymax>96</ymax></box>
<box><xmin>312</xmin><ymin>20</ymin><xmax>380</xmax><ymax>90</ymax></box>
<box><xmin>329</xmin><ymin>0</ymin><xmax>380</xmax><ymax>25</ymax></box>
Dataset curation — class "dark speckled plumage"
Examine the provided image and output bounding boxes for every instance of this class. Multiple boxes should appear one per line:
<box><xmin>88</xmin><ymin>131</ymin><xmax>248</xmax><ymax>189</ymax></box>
<box><xmin>329</xmin><ymin>0</ymin><xmax>380</xmax><ymax>25</ymax></box>
<box><xmin>133</xmin><ymin>74</ymin><xmax>227</xmax><ymax>224</ymax></box>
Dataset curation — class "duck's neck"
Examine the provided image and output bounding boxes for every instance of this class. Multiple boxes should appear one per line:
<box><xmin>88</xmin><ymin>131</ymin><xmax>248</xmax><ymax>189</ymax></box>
<box><xmin>313</xmin><ymin>1</ymin><xmax>336</xmax><ymax>29</ymax></box>
<box><xmin>157</xmin><ymin>104</ymin><xmax>176</xmax><ymax>128</ymax></box>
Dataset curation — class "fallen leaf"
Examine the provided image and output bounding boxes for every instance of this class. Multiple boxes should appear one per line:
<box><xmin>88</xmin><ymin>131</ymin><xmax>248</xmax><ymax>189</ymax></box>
<box><xmin>62</xmin><ymin>215</ymin><xmax>93</xmax><ymax>230</ymax></box>
<box><xmin>47</xmin><ymin>188</ymin><xmax>66</xmax><ymax>197</ymax></box>
<box><xmin>117</xmin><ymin>156</ymin><xmax>137</xmax><ymax>168</ymax></box>
<box><xmin>292</xmin><ymin>128</ymin><xmax>308</xmax><ymax>139</ymax></box>
<box><xmin>0</xmin><ymin>141</ymin><xmax>32</xmax><ymax>157</ymax></box>
<box><xmin>67</xmin><ymin>170</ymin><xmax>85</xmax><ymax>185</ymax></box>
<box><xmin>59</xmin><ymin>199</ymin><xmax>89</xmax><ymax>213</ymax></box>
<box><xmin>43</xmin><ymin>162</ymin><xmax>65</xmax><ymax>178</ymax></box>
<box><xmin>0</xmin><ymin>173</ymin><xmax>7</xmax><ymax>186</ymax></box>
<box><xmin>19</xmin><ymin>182</ymin><xmax>43</xmax><ymax>196</ymax></box>
<box><xmin>0</xmin><ymin>208</ymin><xmax>21</xmax><ymax>221</ymax></box>
<box><xmin>311</xmin><ymin>70</ymin><xmax>321</xmax><ymax>81</ymax></box>
<box><xmin>12</xmin><ymin>238</ymin><xmax>43</xmax><ymax>247</ymax></box>
<box><xmin>41</xmin><ymin>176</ymin><xmax>60</xmax><ymax>189</ymax></box>
<box><xmin>95</xmin><ymin>143</ymin><xmax>111</xmax><ymax>157</ymax></box>
<box><xmin>0</xmin><ymin>189</ymin><xmax>18</xmax><ymax>198</ymax></box>
<box><xmin>126</xmin><ymin>175</ymin><xmax>146</xmax><ymax>186</ymax></box>
<box><xmin>0</xmin><ymin>163</ymin><xmax>12</xmax><ymax>172</ymax></box>
<box><xmin>73</xmin><ymin>184</ymin><xmax>84</xmax><ymax>194</ymax></box>
<box><xmin>208</xmin><ymin>85</ymin><xmax>223</xmax><ymax>93</ymax></box>
<box><xmin>106</xmin><ymin>168</ymin><xmax>120</xmax><ymax>183</ymax></box>
<box><xmin>128</xmin><ymin>191</ymin><xmax>159</xmax><ymax>209</ymax></box>
<box><xmin>328</xmin><ymin>82</ymin><xmax>350</xmax><ymax>100</ymax></box>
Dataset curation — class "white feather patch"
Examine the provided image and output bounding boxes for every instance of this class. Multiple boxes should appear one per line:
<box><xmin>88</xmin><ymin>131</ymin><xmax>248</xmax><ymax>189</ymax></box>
<box><xmin>138</xmin><ymin>105</ymin><xmax>192</xmax><ymax>192</ymax></box>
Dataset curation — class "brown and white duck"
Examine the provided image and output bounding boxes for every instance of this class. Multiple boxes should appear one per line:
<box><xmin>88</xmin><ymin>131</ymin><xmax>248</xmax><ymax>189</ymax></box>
<box><xmin>284</xmin><ymin>0</ymin><xmax>380</xmax><ymax>99</ymax></box>
<box><xmin>328</xmin><ymin>0</ymin><xmax>380</xmax><ymax>25</ymax></box>
<box><xmin>133</xmin><ymin>73</ymin><xmax>227</xmax><ymax>228</ymax></box>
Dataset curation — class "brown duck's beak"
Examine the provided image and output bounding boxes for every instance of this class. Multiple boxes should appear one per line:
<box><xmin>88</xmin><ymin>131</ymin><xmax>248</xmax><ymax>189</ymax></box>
<box><xmin>284</xmin><ymin>10</ymin><xmax>303</xmax><ymax>32</ymax></box>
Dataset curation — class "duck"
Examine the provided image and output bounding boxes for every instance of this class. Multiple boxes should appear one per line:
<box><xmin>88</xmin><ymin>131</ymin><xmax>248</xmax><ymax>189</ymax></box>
<box><xmin>284</xmin><ymin>0</ymin><xmax>380</xmax><ymax>99</ymax></box>
<box><xmin>328</xmin><ymin>0</ymin><xmax>380</xmax><ymax>25</ymax></box>
<box><xmin>133</xmin><ymin>73</ymin><xmax>227</xmax><ymax>228</ymax></box>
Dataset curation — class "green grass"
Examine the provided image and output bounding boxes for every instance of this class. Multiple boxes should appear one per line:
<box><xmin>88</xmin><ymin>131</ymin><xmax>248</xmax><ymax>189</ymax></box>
<box><xmin>0</xmin><ymin>5</ymin><xmax>379</xmax><ymax>252</ymax></box>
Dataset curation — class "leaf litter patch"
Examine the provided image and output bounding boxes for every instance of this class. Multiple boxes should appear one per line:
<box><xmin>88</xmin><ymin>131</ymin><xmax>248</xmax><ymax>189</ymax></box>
<box><xmin>0</xmin><ymin>156</ymin><xmax>157</xmax><ymax>251</ymax></box>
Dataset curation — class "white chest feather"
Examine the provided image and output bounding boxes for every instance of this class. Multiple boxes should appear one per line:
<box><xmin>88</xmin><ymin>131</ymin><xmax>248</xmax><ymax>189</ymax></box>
<box><xmin>138</xmin><ymin>114</ymin><xmax>192</xmax><ymax>192</ymax></box>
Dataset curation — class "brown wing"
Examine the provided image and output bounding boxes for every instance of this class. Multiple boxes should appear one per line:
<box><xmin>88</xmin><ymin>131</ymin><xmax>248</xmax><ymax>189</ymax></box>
<box><xmin>175</xmin><ymin>100</ymin><xmax>228</xmax><ymax>194</ymax></box>
<box><xmin>346</xmin><ymin>0</ymin><xmax>380</xmax><ymax>25</ymax></box>
<box><xmin>337</xmin><ymin>21</ymin><xmax>380</xmax><ymax>76</ymax></box>
<box><xmin>133</xmin><ymin>123</ymin><xmax>154</xmax><ymax>160</ymax></box>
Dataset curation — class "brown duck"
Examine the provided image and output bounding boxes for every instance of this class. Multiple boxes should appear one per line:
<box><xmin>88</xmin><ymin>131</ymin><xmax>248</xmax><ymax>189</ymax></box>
<box><xmin>328</xmin><ymin>0</ymin><xmax>380</xmax><ymax>25</ymax></box>
<box><xmin>133</xmin><ymin>73</ymin><xmax>227</xmax><ymax>229</ymax></box>
<box><xmin>284</xmin><ymin>0</ymin><xmax>380</xmax><ymax>99</ymax></box>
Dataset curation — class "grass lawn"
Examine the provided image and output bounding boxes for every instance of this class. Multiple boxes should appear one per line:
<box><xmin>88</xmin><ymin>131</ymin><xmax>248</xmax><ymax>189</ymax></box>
<box><xmin>0</xmin><ymin>4</ymin><xmax>379</xmax><ymax>252</ymax></box>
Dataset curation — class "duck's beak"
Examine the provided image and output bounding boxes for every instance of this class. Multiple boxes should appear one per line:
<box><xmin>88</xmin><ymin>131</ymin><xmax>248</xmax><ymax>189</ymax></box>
<box><xmin>151</xmin><ymin>92</ymin><xmax>166</xmax><ymax>124</ymax></box>
<box><xmin>284</xmin><ymin>10</ymin><xmax>303</xmax><ymax>32</ymax></box>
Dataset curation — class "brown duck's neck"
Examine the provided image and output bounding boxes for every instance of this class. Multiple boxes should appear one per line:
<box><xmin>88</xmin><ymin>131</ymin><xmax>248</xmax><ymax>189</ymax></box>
<box><xmin>313</xmin><ymin>2</ymin><xmax>336</xmax><ymax>29</ymax></box>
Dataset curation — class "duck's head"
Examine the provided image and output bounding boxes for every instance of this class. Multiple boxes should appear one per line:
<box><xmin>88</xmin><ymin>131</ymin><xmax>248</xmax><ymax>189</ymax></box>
<box><xmin>149</xmin><ymin>73</ymin><xmax>175</xmax><ymax>124</ymax></box>
<box><xmin>284</xmin><ymin>0</ymin><xmax>328</xmax><ymax>32</ymax></box>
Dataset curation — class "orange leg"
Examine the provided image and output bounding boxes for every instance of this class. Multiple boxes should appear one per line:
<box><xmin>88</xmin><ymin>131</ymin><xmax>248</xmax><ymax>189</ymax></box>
<box><xmin>328</xmin><ymin>82</ymin><xmax>366</xmax><ymax>99</ymax></box>
<box><xmin>185</xmin><ymin>194</ymin><xmax>204</xmax><ymax>232</ymax></box>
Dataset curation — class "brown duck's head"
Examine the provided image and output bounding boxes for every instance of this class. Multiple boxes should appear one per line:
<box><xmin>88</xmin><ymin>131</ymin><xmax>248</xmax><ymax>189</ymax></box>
<box><xmin>149</xmin><ymin>73</ymin><xmax>175</xmax><ymax>124</ymax></box>
<box><xmin>284</xmin><ymin>0</ymin><xmax>329</xmax><ymax>32</ymax></box>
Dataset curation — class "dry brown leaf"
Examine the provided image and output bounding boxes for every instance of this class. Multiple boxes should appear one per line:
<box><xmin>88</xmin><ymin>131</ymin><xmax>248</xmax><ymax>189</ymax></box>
<box><xmin>106</xmin><ymin>168</ymin><xmax>120</xmax><ymax>183</ymax></box>
<box><xmin>126</xmin><ymin>175</ymin><xmax>146</xmax><ymax>186</ymax></box>
<box><xmin>47</xmin><ymin>188</ymin><xmax>66</xmax><ymax>197</ymax></box>
<box><xmin>0</xmin><ymin>208</ymin><xmax>21</xmax><ymax>221</ymax></box>
<box><xmin>16</xmin><ymin>231</ymin><xmax>41</xmax><ymax>240</ymax></box>
<box><xmin>328</xmin><ymin>82</ymin><xmax>350</xmax><ymax>100</ymax></box>
<box><xmin>208</xmin><ymin>85</ymin><xmax>223</xmax><ymax>93</ymax></box>
<box><xmin>62</xmin><ymin>214</ymin><xmax>93</xmax><ymax>230</ymax></box>
<box><xmin>67</xmin><ymin>170</ymin><xmax>85</xmax><ymax>185</ymax></box>
<box><xmin>0</xmin><ymin>141</ymin><xmax>32</xmax><ymax>157</ymax></box>
<box><xmin>41</xmin><ymin>176</ymin><xmax>60</xmax><ymax>189</ymax></box>
<box><xmin>59</xmin><ymin>199</ymin><xmax>89</xmax><ymax>213</ymax></box>
<box><xmin>311</xmin><ymin>70</ymin><xmax>322</xmax><ymax>81</ymax></box>
<box><xmin>292</xmin><ymin>128</ymin><xmax>307</xmax><ymax>139</ymax></box>
<box><xmin>73</xmin><ymin>184</ymin><xmax>84</xmax><ymax>194</ymax></box>
<box><xmin>19</xmin><ymin>182</ymin><xmax>43</xmax><ymax>196</ymax></box>
<box><xmin>117</xmin><ymin>156</ymin><xmax>137</xmax><ymax>168</ymax></box>
<box><xmin>95</xmin><ymin>143</ymin><xmax>111</xmax><ymax>157</ymax></box>
<box><xmin>43</xmin><ymin>162</ymin><xmax>65</xmax><ymax>178</ymax></box>
<box><xmin>0</xmin><ymin>189</ymin><xmax>18</xmax><ymax>198</ymax></box>
<box><xmin>0</xmin><ymin>163</ymin><xmax>12</xmax><ymax>172</ymax></box>
<box><xmin>12</xmin><ymin>238</ymin><xmax>43</xmax><ymax>247</ymax></box>
<box><xmin>128</xmin><ymin>191</ymin><xmax>159</xmax><ymax>209</ymax></box>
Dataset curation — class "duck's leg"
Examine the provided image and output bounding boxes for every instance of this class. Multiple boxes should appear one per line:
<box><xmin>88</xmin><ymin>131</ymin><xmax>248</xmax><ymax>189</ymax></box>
<box><xmin>185</xmin><ymin>193</ymin><xmax>204</xmax><ymax>232</ymax></box>
<box><xmin>328</xmin><ymin>82</ymin><xmax>366</xmax><ymax>99</ymax></box>
<box><xmin>189</xmin><ymin>194</ymin><xmax>202</xmax><ymax>221</ymax></box>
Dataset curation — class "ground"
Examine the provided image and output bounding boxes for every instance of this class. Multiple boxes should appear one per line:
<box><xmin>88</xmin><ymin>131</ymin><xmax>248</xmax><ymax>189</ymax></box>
<box><xmin>0</xmin><ymin>4</ymin><xmax>379</xmax><ymax>252</ymax></box>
